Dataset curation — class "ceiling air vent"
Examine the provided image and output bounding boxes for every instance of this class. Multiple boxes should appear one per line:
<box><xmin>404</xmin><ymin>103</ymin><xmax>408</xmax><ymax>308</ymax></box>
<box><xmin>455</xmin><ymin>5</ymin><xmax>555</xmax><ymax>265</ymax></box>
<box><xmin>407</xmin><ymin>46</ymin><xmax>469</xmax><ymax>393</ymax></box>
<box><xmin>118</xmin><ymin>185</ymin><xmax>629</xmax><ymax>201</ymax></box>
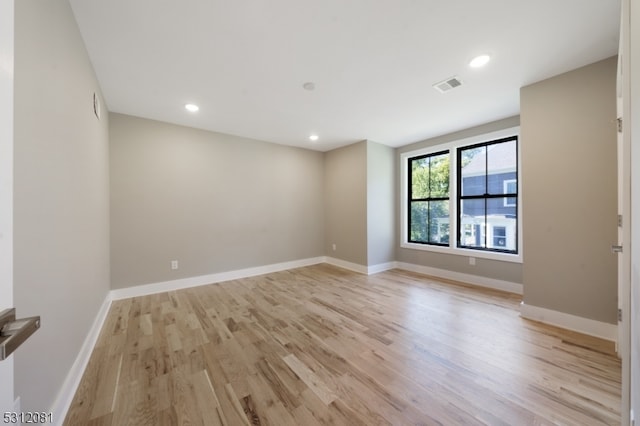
<box><xmin>433</xmin><ymin>76</ymin><xmax>463</xmax><ymax>93</ymax></box>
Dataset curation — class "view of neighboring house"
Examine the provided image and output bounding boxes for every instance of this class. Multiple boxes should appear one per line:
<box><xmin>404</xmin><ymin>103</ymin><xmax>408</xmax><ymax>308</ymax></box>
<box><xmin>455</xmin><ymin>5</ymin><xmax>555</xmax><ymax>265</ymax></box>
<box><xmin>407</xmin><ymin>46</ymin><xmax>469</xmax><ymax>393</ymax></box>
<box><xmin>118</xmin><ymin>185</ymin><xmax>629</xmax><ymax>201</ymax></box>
<box><xmin>410</xmin><ymin>136</ymin><xmax>518</xmax><ymax>253</ymax></box>
<box><xmin>458</xmin><ymin>137</ymin><xmax>518</xmax><ymax>251</ymax></box>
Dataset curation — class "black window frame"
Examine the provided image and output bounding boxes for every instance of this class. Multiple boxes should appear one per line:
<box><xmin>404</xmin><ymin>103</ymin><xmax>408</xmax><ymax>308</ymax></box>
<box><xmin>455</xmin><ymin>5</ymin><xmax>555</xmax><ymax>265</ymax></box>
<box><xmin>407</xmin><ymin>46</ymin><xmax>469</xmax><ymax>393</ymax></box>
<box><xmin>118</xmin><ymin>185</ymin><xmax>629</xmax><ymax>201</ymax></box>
<box><xmin>456</xmin><ymin>135</ymin><xmax>518</xmax><ymax>254</ymax></box>
<box><xmin>407</xmin><ymin>149</ymin><xmax>450</xmax><ymax>246</ymax></box>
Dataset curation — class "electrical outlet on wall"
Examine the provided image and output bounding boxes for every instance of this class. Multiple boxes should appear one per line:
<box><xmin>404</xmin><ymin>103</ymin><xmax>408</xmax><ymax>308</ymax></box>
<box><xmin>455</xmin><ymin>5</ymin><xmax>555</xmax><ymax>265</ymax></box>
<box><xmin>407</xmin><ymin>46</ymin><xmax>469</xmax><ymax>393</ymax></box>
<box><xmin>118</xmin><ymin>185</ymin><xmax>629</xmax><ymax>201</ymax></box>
<box><xmin>332</xmin><ymin>243</ymin><xmax>336</xmax><ymax>251</ymax></box>
<box><xmin>469</xmin><ymin>257</ymin><xmax>476</xmax><ymax>266</ymax></box>
<box><xmin>171</xmin><ymin>260</ymin><xmax>179</xmax><ymax>270</ymax></box>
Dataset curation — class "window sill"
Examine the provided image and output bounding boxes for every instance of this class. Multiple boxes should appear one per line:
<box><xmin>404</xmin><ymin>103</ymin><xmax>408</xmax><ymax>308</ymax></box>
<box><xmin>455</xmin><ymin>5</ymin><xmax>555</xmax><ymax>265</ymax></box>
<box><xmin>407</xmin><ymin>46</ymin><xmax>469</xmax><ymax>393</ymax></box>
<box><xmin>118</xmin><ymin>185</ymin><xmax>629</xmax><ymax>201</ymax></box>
<box><xmin>400</xmin><ymin>241</ymin><xmax>523</xmax><ymax>263</ymax></box>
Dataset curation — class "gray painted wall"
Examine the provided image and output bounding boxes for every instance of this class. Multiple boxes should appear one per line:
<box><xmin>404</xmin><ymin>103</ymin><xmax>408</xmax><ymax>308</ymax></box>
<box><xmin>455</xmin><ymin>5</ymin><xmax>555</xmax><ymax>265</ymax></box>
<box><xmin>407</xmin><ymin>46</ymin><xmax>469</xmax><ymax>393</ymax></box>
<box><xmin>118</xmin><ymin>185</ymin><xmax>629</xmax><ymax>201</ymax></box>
<box><xmin>324</xmin><ymin>140</ymin><xmax>395</xmax><ymax>268</ymax></box>
<box><xmin>13</xmin><ymin>0</ymin><xmax>111</xmax><ymax>413</ymax></box>
<box><xmin>395</xmin><ymin>117</ymin><xmax>523</xmax><ymax>283</ymax></box>
<box><xmin>367</xmin><ymin>141</ymin><xmax>396</xmax><ymax>266</ymax></box>
<box><xmin>324</xmin><ymin>141</ymin><xmax>368</xmax><ymax>265</ymax></box>
<box><xmin>521</xmin><ymin>56</ymin><xmax>618</xmax><ymax>324</ymax></box>
<box><xmin>109</xmin><ymin>114</ymin><xmax>325</xmax><ymax>288</ymax></box>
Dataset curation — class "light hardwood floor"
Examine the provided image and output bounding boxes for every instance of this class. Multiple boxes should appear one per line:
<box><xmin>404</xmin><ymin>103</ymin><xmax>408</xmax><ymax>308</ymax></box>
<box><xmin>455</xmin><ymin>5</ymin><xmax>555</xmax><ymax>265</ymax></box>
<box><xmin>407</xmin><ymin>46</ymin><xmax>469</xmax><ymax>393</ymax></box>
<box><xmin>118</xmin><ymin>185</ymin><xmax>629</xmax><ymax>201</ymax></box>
<box><xmin>64</xmin><ymin>264</ymin><xmax>621</xmax><ymax>425</ymax></box>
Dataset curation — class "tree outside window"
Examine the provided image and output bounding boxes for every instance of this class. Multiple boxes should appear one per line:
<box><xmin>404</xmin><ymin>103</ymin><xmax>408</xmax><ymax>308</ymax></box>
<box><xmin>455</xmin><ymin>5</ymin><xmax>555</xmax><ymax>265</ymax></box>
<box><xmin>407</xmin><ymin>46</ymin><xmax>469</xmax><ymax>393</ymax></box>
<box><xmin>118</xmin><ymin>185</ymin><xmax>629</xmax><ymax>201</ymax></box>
<box><xmin>408</xmin><ymin>151</ymin><xmax>449</xmax><ymax>245</ymax></box>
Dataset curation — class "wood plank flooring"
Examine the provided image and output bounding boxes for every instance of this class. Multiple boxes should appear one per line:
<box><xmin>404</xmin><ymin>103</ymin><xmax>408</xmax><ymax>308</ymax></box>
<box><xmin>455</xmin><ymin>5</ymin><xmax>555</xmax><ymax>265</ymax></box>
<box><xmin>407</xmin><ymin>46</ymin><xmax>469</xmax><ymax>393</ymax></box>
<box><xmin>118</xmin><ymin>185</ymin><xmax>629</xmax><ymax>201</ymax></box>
<box><xmin>64</xmin><ymin>264</ymin><xmax>621</xmax><ymax>425</ymax></box>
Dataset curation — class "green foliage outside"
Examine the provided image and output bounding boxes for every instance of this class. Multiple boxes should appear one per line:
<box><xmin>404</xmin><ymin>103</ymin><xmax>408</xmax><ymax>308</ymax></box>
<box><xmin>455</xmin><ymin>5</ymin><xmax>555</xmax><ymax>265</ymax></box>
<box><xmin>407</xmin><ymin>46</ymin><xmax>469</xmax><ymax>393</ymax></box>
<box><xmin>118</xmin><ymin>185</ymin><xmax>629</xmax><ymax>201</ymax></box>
<box><xmin>460</xmin><ymin>146</ymin><xmax>484</xmax><ymax>168</ymax></box>
<box><xmin>409</xmin><ymin>148</ymin><xmax>485</xmax><ymax>244</ymax></box>
<box><xmin>410</xmin><ymin>153</ymin><xmax>449</xmax><ymax>243</ymax></box>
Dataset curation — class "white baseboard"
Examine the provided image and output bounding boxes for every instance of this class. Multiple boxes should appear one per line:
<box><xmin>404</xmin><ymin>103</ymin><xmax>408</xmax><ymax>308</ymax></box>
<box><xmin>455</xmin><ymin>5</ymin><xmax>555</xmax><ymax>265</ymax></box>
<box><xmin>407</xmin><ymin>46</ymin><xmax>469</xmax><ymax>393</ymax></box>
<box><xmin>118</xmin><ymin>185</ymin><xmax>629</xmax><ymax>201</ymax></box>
<box><xmin>323</xmin><ymin>257</ymin><xmax>369</xmax><ymax>274</ymax></box>
<box><xmin>50</xmin><ymin>295</ymin><xmax>112</xmax><ymax>426</ymax></box>
<box><xmin>52</xmin><ymin>257</ymin><xmax>323</xmax><ymax>423</ymax></box>
<box><xmin>520</xmin><ymin>302</ymin><xmax>617</xmax><ymax>342</ymax></box>
<box><xmin>110</xmin><ymin>257</ymin><xmax>325</xmax><ymax>300</ymax></box>
<box><xmin>112</xmin><ymin>257</ymin><xmax>395</xmax><ymax>305</ymax></box>
<box><xmin>323</xmin><ymin>257</ymin><xmax>395</xmax><ymax>275</ymax></box>
<box><xmin>366</xmin><ymin>261</ymin><xmax>397</xmax><ymax>275</ymax></box>
<box><xmin>395</xmin><ymin>261</ymin><xmax>523</xmax><ymax>295</ymax></box>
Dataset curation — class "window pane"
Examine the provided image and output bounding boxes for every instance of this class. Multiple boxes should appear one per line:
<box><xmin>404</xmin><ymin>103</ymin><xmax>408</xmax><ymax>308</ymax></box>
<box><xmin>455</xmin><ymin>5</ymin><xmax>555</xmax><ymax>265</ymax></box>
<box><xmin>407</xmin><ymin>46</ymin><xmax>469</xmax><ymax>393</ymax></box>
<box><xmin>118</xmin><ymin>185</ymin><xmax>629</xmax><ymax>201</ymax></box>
<box><xmin>487</xmin><ymin>217</ymin><xmax>517</xmax><ymax>251</ymax></box>
<box><xmin>429</xmin><ymin>153</ymin><xmax>449</xmax><ymax>198</ymax></box>
<box><xmin>411</xmin><ymin>153</ymin><xmax>449</xmax><ymax>200</ymax></box>
<box><xmin>504</xmin><ymin>180</ymin><xmax>517</xmax><ymax>194</ymax></box>
<box><xmin>410</xmin><ymin>201</ymin><xmax>428</xmax><ymax>242</ymax></box>
<box><xmin>504</xmin><ymin>196</ymin><xmax>517</xmax><ymax>208</ymax></box>
<box><xmin>492</xmin><ymin>226</ymin><xmax>507</xmax><ymax>248</ymax></box>
<box><xmin>409</xmin><ymin>151</ymin><xmax>450</xmax><ymax>246</ymax></box>
<box><xmin>488</xmin><ymin>140</ymin><xmax>517</xmax><ymax>195</ymax></box>
<box><xmin>460</xmin><ymin>146</ymin><xmax>486</xmax><ymax>196</ymax></box>
<box><xmin>429</xmin><ymin>200</ymin><xmax>449</xmax><ymax>244</ymax></box>
<box><xmin>411</xmin><ymin>158</ymin><xmax>429</xmax><ymax>199</ymax></box>
<box><xmin>460</xmin><ymin>199</ymin><xmax>486</xmax><ymax>248</ymax></box>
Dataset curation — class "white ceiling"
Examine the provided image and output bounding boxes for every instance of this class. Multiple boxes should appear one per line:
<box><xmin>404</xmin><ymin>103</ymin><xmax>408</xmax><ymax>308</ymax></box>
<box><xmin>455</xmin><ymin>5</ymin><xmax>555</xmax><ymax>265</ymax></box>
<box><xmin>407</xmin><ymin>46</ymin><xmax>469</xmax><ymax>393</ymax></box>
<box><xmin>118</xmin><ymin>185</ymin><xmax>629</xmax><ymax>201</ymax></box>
<box><xmin>69</xmin><ymin>0</ymin><xmax>620</xmax><ymax>152</ymax></box>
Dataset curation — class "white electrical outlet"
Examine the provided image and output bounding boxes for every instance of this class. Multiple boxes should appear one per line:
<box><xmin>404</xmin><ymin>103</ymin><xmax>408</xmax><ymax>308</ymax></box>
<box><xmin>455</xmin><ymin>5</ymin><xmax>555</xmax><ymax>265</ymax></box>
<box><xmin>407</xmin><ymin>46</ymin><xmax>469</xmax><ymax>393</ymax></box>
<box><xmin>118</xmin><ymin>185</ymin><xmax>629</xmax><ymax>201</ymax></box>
<box><xmin>332</xmin><ymin>243</ymin><xmax>336</xmax><ymax>251</ymax></box>
<box><xmin>171</xmin><ymin>260</ymin><xmax>179</xmax><ymax>270</ymax></box>
<box><xmin>469</xmin><ymin>257</ymin><xmax>476</xmax><ymax>266</ymax></box>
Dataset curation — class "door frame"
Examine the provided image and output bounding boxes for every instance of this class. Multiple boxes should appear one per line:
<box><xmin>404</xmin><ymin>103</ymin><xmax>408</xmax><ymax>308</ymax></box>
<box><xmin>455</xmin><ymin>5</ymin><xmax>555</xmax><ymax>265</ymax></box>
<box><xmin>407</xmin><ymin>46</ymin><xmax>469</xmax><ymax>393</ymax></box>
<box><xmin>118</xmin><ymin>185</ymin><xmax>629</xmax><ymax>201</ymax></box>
<box><xmin>617</xmin><ymin>51</ymin><xmax>631</xmax><ymax>425</ymax></box>
<box><xmin>629</xmin><ymin>0</ymin><xmax>640</xmax><ymax>421</ymax></box>
<box><xmin>0</xmin><ymin>0</ymin><xmax>15</xmax><ymax>415</ymax></box>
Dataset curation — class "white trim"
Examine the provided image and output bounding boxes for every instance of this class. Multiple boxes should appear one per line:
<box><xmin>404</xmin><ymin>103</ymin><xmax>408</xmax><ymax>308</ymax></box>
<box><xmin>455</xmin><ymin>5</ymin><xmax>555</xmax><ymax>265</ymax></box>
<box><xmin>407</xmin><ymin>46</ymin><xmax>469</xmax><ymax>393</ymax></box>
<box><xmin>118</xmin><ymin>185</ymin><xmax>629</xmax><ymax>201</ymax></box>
<box><xmin>50</xmin><ymin>253</ymin><xmax>389</xmax><ymax>424</ymax></box>
<box><xmin>395</xmin><ymin>261</ymin><xmax>523</xmax><ymax>294</ymax></box>
<box><xmin>0</xmin><ymin>0</ymin><xmax>14</xmax><ymax>415</ymax></box>
<box><xmin>51</xmin><ymin>257</ymin><xmax>324</xmax><ymax>424</ymax></box>
<box><xmin>323</xmin><ymin>257</ymin><xmax>369</xmax><ymax>274</ymax></box>
<box><xmin>110</xmin><ymin>257</ymin><xmax>325</xmax><ymax>300</ymax></box>
<box><xmin>296</xmin><ymin>257</ymin><xmax>395</xmax><ymax>276</ymax></box>
<box><xmin>400</xmin><ymin>126</ymin><xmax>521</xmax><ymax>160</ymax></box>
<box><xmin>51</xmin><ymin>295</ymin><xmax>113</xmax><ymax>426</ymax></box>
<box><xmin>520</xmin><ymin>302</ymin><xmax>618</xmax><ymax>342</ymax></box>
<box><xmin>366</xmin><ymin>261</ymin><xmax>397</xmax><ymax>275</ymax></box>
<box><xmin>399</xmin><ymin>126</ymin><xmax>523</xmax><ymax>264</ymax></box>
<box><xmin>399</xmin><ymin>242</ymin><xmax>522</xmax><ymax>263</ymax></box>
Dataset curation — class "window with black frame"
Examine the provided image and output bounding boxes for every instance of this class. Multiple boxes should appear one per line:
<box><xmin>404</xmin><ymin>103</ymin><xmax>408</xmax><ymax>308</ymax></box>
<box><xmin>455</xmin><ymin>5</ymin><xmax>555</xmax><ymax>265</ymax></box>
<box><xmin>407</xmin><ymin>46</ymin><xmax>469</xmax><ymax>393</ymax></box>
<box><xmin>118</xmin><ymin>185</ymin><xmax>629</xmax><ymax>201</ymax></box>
<box><xmin>408</xmin><ymin>150</ymin><xmax>450</xmax><ymax>245</ymax></box>
<box><xmin>457</xmin><ymin>136</ymin><xmax>518</xmax><ymax>253</ymax></box>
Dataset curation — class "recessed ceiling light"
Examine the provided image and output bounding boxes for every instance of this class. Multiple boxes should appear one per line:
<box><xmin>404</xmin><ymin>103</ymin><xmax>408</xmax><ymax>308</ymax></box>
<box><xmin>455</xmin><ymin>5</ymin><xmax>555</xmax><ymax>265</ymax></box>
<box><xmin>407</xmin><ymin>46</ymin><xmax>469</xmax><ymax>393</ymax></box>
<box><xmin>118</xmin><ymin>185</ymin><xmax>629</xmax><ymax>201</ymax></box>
<box><xmin>309</xmin><ymin>134</ymin><xmax>319</xmax><ymax>141</ymax></box>
<box><xmin>185</xmin><ymin>103</ymin><xmax>199</xmax><ymax>112</ymax></box>
<box><xmin>469</xmin><ymin>54</ymin><xmax>491</xmax><ymax>68</ymax></box>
